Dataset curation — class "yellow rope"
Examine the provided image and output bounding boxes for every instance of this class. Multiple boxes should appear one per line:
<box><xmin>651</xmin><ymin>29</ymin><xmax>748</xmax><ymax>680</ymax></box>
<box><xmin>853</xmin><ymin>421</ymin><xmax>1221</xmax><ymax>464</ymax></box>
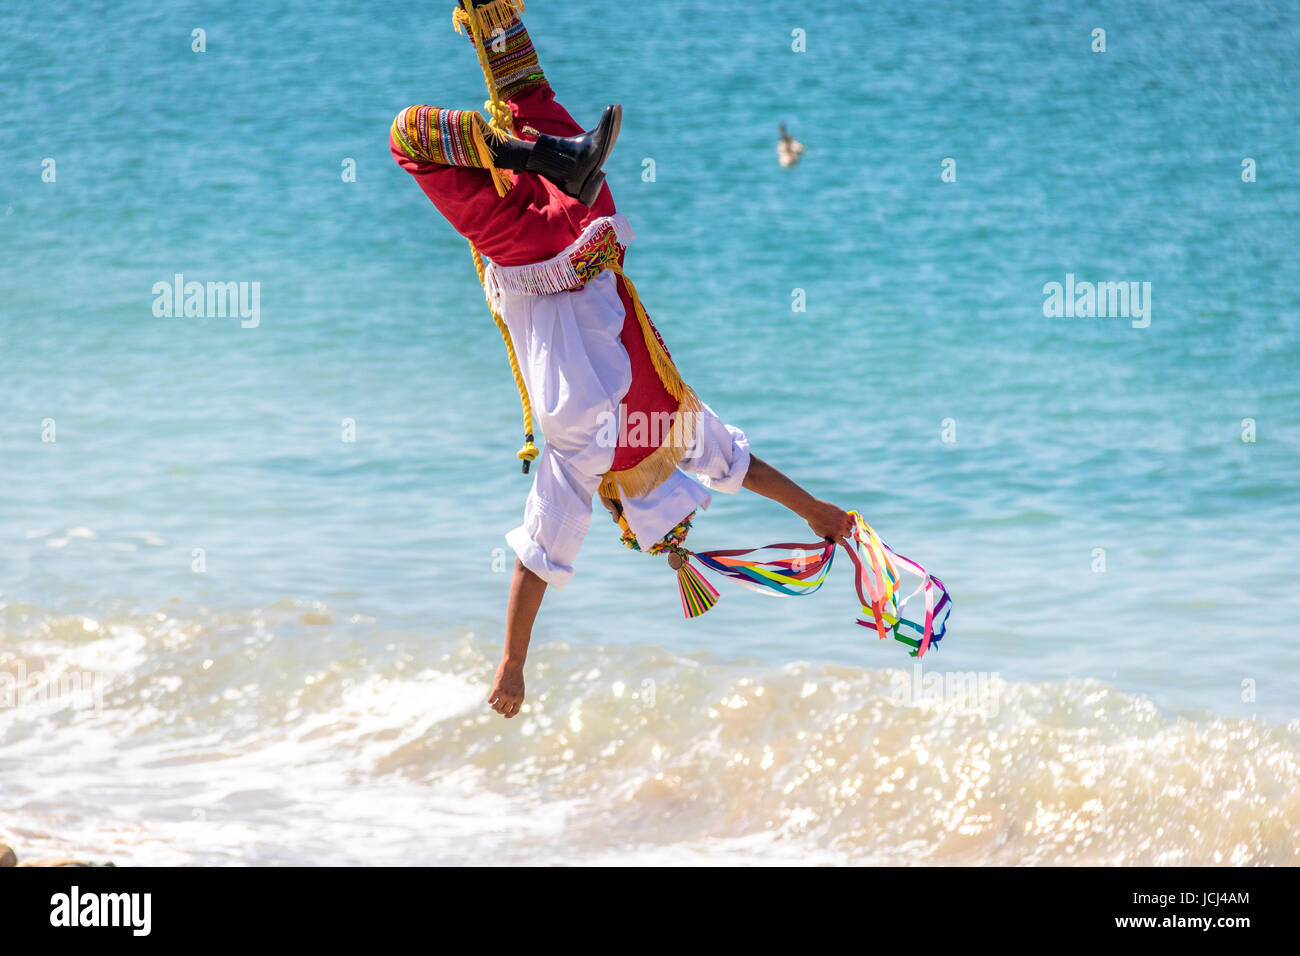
<box><xmin>452</xmin><ymin>1</ymin><xmax>522</xmax><ymax>157</ymax></box>
<box><xmin>454</xmin><ymin>1</ymin><xmax>539</xmax><ymax>471</ymax></box>
<box><xmin>470</xmin><ymin>241</ymin><xmax>538</xmax><ymax>468</ymax></box>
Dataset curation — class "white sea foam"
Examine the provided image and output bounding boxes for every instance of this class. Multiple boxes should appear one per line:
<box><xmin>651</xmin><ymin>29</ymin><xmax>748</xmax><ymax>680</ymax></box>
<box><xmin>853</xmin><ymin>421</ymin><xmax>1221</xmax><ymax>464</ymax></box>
<box><xmin>1</xmin><ymin>602</ymin><xmax>1296</xmax><ymax>866</ymax></box>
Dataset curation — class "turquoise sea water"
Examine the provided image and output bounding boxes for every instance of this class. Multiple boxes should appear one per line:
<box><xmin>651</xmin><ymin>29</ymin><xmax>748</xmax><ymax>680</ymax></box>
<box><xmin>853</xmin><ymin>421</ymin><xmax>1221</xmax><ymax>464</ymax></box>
<box><xmin>2</xmin><ymin>1</ymin><xmax>1298</xmax><ymax>864</ymax></box>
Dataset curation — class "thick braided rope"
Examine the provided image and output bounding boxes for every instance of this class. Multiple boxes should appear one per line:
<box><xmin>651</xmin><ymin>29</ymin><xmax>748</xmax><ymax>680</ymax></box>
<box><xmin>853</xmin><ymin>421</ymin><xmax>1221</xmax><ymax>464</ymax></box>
<box><xmin>455</xmin><ymin>1</ymin><xmax>540</xmax><ymax>471</ymax></box>
<box><xmin>470</xmin><ymin>242</ymin><xmax>537</xmax><ymax>467</ymax></box>
<box><xmin>453</xmin><ymin>2</ymin><xmax>521</xmax><ymax>144</ymax></box>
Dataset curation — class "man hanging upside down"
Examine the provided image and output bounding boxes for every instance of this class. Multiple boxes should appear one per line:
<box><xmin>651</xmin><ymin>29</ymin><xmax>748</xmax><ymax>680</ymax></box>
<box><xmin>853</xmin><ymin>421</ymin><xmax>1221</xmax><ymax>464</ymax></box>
<box><xmin>392</xmin><ymin>1</ymin><xmax>854</xmax><ymax>718</ymax></box>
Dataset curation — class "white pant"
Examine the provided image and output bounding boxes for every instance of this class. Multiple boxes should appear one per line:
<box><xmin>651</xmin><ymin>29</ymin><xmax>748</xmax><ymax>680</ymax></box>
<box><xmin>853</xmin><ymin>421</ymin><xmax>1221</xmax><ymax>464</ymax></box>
<box><xmin>498</xmin><ymin>270</ymin><xmax>750</xmax><ymax>589</ymax></box>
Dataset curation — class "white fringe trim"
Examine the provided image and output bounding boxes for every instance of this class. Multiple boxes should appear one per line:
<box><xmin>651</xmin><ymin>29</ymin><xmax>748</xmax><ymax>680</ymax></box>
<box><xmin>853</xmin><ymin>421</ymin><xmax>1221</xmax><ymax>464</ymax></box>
<box><xmin>484</xmin><ymin>213</ymin><xmax>635</xmax><ymax>310</ymax></box>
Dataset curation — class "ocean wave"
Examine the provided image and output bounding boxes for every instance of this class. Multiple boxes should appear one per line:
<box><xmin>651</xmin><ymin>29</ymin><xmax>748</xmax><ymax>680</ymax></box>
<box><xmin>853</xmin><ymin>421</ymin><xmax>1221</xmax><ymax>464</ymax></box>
<box><xmin>1</xmin><ymin>601</ymin><xmax>1296</xmax><ymax>866</ymax></box>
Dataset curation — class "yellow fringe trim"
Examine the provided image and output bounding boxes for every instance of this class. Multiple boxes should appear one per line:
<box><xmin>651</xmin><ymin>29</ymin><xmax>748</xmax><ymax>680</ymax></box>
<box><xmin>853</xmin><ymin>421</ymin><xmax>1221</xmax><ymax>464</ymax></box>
<box><xmin>452</xmin><ymin>0</ymin><xmax>525</xmax><ymax>38</ymax></box>
<box><xmin>469</xmin><ymin>113</ymin><xmax>514</xmax><ymax>197</ymax></box>
<box><xmin>597</xmin><ymin>389</ymin><xmax>702</xmax><ymax>501</ymax></box>
<box><xmin>597</xmin><ymin>263</ymin><xmax>702</xmax><ymax>500</ymax></box>
<box><xmin>606</xmin><ymin>263</ymin><xmax>689</xmax><ymax>402</ymax></box>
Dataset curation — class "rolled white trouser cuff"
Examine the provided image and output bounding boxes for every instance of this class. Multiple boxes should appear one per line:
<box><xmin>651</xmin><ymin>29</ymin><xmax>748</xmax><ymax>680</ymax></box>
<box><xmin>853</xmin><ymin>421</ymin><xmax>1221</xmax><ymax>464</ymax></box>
<box><xmin>505</xmin><ymin>525</ymin><xmax>576</xmax><ymax>590</ymax></box>
<box><xmin>682</xmin><ymin>405</ymin><xmax>751</xmax><ymax>495</ymax></box>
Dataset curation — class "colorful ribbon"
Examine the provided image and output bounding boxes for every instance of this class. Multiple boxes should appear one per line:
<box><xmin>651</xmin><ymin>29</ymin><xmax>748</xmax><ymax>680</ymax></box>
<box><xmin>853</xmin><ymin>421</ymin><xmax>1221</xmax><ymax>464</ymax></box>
<box><xmin>693</xmin><ymin>540</ymin><xmax>837</xmax><ymax>596</ymax></box>
<box><xmin>839</xmin><ymin>512</ymin><xmax>951</xmax><ymax>658</ymax></box>
<box><xmin>684</xmin><ymin>512</ymin><xmax>952</xmax><ymax>658</ymax></box>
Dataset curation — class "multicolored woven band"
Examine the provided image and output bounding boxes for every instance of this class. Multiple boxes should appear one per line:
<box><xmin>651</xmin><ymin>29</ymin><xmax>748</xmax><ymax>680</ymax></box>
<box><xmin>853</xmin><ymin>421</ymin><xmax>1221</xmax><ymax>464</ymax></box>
<box><xmin>453</xmin><ymin>2</ymin><xmax>548</xmax><ymax>101</ymax></box>
<box><xmin>484</xmin><ymin>15</ymin><xmax>547</xmax><ymax>100</ymax></box>
<box><xmin>391</xmin><ymin>106</ymin><xmax>496</xmax><ymax>168</ymax></box>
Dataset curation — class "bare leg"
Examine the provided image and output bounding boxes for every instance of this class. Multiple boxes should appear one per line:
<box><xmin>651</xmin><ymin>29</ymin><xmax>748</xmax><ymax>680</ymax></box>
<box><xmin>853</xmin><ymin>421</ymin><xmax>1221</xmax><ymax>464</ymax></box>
<box><xmin>600</xmin><ymin>456</ymin><xmax>853</xmax><ymax>544</ymax></box>
<box><xmin>491</xmin><ymin>459</ymin><xmax>850</xmax><ymax>718</ymax></box>
<box><xmin>487</xmin><ymin>559</ymin><xmax>547</xmax><ymax>719</ymax></box>
<box><xmin>742</xmin><ymin>454</ymin><xmax>854</xmax><ymax>544</ymax></box>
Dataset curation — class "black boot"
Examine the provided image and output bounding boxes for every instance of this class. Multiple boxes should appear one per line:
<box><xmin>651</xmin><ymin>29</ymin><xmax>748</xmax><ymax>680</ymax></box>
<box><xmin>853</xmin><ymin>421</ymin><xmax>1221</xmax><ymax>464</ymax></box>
<box><xmin>489</xmin><ymin>105</ymin><xmax>622</xmax><ymax>207</ymax></box>
<box><xmin>486</xmin><ymin>136</ymin><xmax>534</xmax><ymax>174</ymax></box>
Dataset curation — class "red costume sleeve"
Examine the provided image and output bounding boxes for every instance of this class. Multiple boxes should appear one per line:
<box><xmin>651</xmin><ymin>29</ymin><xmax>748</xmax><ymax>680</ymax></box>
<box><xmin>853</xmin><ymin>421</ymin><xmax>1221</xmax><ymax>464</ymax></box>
<box><xmin>391</xmin><ymin>116</ymin><xmax>617</xmax><ymax>267</ymax></box>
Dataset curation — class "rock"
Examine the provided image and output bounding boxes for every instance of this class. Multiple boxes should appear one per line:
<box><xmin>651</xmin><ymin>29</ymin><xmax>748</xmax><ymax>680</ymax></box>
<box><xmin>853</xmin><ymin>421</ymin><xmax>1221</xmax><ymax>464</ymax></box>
<box><xmin>0</xmin><ymin>841</ymin><xmax>114</xmax><ymax>867</ymax></box>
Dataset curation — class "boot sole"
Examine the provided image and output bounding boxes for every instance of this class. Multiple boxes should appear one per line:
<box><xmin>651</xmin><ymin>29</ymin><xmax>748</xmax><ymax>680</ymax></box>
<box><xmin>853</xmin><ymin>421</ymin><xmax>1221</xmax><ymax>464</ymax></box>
<box><xmin>576</xmin><ymin>104</ymin><xmax>622</xmax><ymax>206</ymax></box>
